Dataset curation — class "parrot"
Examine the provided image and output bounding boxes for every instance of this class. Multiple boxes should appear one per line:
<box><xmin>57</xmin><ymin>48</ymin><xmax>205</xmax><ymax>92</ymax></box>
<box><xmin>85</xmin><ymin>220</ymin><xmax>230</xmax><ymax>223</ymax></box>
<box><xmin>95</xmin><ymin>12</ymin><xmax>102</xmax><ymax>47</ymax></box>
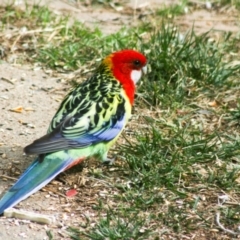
<box><xmin>0</xmin><ymin>49</ymin><xmax>147</xmax><ymax>214</ymax></box>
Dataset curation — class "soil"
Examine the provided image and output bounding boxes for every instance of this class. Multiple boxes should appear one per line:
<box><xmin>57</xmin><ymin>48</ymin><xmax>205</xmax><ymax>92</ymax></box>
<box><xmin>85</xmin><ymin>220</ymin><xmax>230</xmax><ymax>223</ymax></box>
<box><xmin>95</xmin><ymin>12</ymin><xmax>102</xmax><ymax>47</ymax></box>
<box><xmin>0</xmin><ymin>0</ymin><xmax>239</xmax><ymax>239</ymax></box>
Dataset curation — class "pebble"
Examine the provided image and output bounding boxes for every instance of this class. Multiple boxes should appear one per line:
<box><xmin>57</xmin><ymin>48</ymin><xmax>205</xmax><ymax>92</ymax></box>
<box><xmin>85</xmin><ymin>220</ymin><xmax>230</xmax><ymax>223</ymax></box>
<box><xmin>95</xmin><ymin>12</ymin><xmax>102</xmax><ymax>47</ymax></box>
<box><xmin>0</xmin><ymin>95</ymin><xmax>9</xmax><ymax>99</ymax></box>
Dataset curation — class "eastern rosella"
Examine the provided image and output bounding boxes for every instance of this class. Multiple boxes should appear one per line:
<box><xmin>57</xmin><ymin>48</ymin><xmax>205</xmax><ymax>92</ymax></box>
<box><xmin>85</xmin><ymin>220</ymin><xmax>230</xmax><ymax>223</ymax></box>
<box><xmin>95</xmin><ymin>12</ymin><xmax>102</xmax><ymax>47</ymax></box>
<box><xmin>0</xmin><ymin>49</ymin><xmax>147</xmax><ymax>214</ymax></box>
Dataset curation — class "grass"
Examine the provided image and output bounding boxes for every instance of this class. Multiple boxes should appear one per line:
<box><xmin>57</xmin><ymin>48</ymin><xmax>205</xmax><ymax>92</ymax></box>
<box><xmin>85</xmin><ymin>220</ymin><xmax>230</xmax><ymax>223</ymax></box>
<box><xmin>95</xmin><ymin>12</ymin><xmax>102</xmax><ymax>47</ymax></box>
<box><xmin>156</xmin><ymin>0</ymin><xmax>188</xmax><ymax>17</ymax></box>
<box><xmin>0</xmin><ymin>4</ymin><xmax>145</xmax><ymax>72</ymax></box>
<box><xmin>141</xmin><ymin>27</ymin><xmax>240</xmax><ymax>104</ymax></box>
<box><xmin>68</xmin><ymin>209</ymin><xmax>151</xmax><ymax>239</ymax></box>
<box><xmin>217</xmin><ymin>0</ymin><xmax>240</xmax><ymax>9</ymax></box>
<box><xmin>1</xmin><ymin>1</ymin><xmax>240</xmax><ymax>239</ymax></box>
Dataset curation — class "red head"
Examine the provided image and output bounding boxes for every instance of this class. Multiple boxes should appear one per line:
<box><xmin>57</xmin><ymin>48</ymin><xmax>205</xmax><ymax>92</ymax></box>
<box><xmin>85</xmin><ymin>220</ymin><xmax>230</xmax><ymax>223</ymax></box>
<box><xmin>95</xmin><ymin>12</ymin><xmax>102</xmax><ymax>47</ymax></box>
<box><xmin>103</xmin><ymin>49</ymin><xmax>147</xmax><ymax>105</ymax></box>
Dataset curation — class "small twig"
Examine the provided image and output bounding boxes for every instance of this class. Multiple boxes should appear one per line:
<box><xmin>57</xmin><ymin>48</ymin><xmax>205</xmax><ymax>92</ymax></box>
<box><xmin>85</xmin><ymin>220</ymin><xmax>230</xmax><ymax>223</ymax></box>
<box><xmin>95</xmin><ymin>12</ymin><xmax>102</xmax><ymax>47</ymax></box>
<box><xmin>138</xmin><ymin>94</ymin><xmax>157</xmax><ymax>109</ymax></box>
<box><xmin>224</xmin><ymin>201</ymin><xmax>240</xmax><ymax>206</ymax></box>
<box><xmin>216</xmin><ymin>212</ymin><xmax>240</xmax><ymax>235</ymax></box>
<box><xmin>88</xmin><ymin>176</ymin><xmax>115</xmax><ymax>188</ymax></box>
<box><xmin>0</xmin><ymin>175</ymin><xmax>18</xmax><ymax>181</ymax></box>
<box><xmin>217</xmin><ymin>114</ymin><xmax>224</xmax><ymax>128</ymax></box>
<box><xmin>178</xmin><ymin>17</ymin><xmax>236</xmax><ymax>22</ymax></box>
<box><xmin>1</xmin><ymin>77</ymin><xmax>15</xmax><ymax>85</ymax></box>
<box><xmin>11</xmin><ymin>26</ymin><xmax>65</xmax><ymax>52</ymax></box>
<box><xmin>43</xmin><ymin>187</ymin><xmax>66</xmax><ymax>199</ymax></box>
<box><xmin>4</xmin><ymin>208</ymin><xmax>55</xmax><ymax>225</ymax></box>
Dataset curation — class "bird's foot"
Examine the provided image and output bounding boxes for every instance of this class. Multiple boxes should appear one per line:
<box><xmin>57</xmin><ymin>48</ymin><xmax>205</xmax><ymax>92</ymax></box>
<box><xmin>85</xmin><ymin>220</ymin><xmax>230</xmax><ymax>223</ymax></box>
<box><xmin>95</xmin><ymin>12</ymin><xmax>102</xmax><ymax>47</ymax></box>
<box><xmin>102</xmin><ymin>156</ymin><xmax>116</xmax><ymax>165</ymax></box>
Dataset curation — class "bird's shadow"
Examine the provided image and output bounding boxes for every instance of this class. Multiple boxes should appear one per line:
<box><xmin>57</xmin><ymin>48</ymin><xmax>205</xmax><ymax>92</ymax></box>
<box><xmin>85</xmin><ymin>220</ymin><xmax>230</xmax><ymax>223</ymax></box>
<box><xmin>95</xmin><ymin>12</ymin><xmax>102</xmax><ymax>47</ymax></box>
<box><xmin>0</xmin><ymin>146</ymin><xmax>86</xmax><ymax>196</ymax></box>
<box><xmin>0</xmin><ymin>146</ymin><xmax>33</xmax><ymax>195</ymax></box>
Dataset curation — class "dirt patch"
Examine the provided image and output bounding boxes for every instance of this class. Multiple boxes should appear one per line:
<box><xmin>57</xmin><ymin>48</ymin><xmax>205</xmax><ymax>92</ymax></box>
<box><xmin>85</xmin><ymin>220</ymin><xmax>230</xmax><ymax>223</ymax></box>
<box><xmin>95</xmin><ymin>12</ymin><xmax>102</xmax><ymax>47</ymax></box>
<box><xmin>0</xmin><ymin>62</ymin><xmax>67</xmax><ymax>239</ymax></box>
<box><xmin>177</xmin><ymin>8</ymin><xmax>240</xmax><ymax>34</ymax></box>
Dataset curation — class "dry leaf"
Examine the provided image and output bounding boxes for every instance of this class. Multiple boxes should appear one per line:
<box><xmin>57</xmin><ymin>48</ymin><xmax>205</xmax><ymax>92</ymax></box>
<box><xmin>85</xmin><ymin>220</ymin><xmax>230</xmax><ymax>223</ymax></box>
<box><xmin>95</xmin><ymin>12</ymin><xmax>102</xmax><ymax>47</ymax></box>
<box><xmin>25</xmin><ymin>107</ymin><xmax>34</xmax><ymax>111</ymax></box>
<box><xmin>10</xmin><ymin>106</ymin><xmax>23</xmax><ymax>113</ymax></box>
<box><xmin>66</xmin><ymin>189</ymin><xmax>77</xmax><ymax>197</ymax></box>
<box><xmin>208</xmin><ymin>100</ymin><xmax>219</xmax><ymax>107</ymax></box>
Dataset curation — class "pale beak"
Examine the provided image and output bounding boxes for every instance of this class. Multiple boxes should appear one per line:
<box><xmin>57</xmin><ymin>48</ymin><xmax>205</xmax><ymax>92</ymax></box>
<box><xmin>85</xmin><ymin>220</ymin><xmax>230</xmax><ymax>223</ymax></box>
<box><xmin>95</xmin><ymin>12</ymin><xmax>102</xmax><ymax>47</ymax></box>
<box><xmin>142</xmin><ymin>65</ymin><xmax>147</xmax><ymax>75</ymax></box>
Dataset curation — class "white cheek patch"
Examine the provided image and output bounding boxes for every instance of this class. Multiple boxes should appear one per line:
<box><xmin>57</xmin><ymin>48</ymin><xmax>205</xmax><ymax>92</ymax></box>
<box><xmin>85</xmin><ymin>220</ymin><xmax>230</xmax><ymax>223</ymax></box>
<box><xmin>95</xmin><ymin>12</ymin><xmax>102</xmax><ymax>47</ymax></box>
<box><xmin>131</xmin><ymin>69</ymin><xmax>142</xmax><ymax>84</ymax></box>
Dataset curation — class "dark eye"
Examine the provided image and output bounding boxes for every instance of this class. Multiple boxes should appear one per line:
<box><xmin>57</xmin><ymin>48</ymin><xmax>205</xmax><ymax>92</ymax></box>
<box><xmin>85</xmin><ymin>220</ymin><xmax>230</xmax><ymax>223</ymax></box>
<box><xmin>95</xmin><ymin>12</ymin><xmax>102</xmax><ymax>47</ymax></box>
<box><xmin>133</xmin><ymin>60</ymin><xmax>141</xmax><ymax>67</ymax></box>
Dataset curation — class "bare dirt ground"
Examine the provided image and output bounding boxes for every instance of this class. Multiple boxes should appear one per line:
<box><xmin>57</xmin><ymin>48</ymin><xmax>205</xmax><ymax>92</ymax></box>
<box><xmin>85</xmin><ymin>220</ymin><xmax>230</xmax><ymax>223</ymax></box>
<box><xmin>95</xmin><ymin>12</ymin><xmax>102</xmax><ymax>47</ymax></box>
<box><xmin>0</xmin><ymin>0</ymin><xmax>239</xmax><ymax>239</ymax></box>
